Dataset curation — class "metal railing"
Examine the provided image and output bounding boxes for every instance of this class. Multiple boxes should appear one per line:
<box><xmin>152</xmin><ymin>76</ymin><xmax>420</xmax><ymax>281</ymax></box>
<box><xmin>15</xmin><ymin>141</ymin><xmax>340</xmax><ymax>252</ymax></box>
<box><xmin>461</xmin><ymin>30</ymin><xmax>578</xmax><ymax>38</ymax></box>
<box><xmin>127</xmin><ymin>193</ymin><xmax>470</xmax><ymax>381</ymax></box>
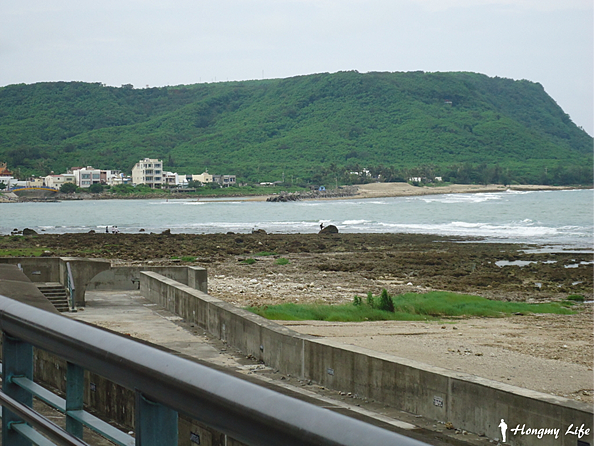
<box><xmin>65</xmin><ymin>262</ymin><xmax>76</xmax><ymax>312</ymax></box>
<box><xmin>0</xmin><ymin>294</ymin><xmax>425</xmax><ymax>446</ymax></box>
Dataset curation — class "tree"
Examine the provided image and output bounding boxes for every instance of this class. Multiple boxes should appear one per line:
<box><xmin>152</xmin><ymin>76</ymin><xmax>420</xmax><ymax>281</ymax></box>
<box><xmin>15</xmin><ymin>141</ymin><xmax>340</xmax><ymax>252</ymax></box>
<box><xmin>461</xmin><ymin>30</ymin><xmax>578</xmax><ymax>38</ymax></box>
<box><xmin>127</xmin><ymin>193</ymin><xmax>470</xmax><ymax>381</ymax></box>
<box><xmin>0</xmin><ymin>181</ymin><xmax>6</xmax><ymax>190</ymax></box>
<box><xmin>59</xmin><ymin>182</ymin><xmax>77</xmax><ymax>193</ymax></box>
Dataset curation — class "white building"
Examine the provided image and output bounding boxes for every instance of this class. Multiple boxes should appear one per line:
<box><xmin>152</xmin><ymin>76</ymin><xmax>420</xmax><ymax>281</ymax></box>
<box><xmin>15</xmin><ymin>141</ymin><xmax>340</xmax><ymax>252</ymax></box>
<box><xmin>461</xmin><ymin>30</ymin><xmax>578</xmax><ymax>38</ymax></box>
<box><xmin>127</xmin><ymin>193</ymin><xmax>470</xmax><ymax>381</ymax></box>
<box><xmin>162</xmin><ymin>171</ymin><xmax>187</xmax><ymax>187</ymax></box>
<box><xmin>191</xmin><ymin>172</ymin><xmax>213</xmax><ymax>184</ymax></box>
<box><xmin>72</xmin><ymin>166</ymin><xmax>102</xmax><ymax>188</ymax></box>
<box><xmin>132</xmin><ymin>158</ymin><xmax>163</xmax><ymax>189</ymax></box>
<box><xmin>44</xmin><ymin>174</ymin><xmax>76</xmax><ymax>189</ymax></box>
<box><xmin>70</xmin><ymin>166</ymin><xmax>124</xmax><ymax>188</ymax></box>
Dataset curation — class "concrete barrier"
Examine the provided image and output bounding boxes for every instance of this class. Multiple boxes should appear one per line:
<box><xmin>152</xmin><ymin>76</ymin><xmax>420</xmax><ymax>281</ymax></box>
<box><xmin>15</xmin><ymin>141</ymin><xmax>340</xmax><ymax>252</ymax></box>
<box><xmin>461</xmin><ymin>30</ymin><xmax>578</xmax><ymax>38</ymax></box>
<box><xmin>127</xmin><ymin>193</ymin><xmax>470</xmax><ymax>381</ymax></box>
<box><xmin>88</xmin><ymin>265</ymin><xmax>207</xmax><ymax>294</ymax></box>
<box><xmin>0</xmin><ymin>257</ymin><xmax>111</xmax><ymax>307</ymax></box>
<box><xmin>139</xmin><ymin>271</ymin><xmax>594</xmax><ymax>446</ymax></box>
<box><xmin>0</xmin><ymin>258</ymin><xmax>208</xmax><ymax>307</ymax></box>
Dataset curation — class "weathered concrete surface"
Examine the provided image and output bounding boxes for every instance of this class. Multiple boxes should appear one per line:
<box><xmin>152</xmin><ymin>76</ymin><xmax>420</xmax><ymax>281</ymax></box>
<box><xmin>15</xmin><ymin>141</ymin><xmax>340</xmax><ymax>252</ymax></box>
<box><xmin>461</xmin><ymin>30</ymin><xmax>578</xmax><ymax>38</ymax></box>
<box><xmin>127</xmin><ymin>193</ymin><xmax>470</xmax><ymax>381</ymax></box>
<box><xmin>70</xmin><ymin>289</ymin><xmax>488</xmax><ymax>446</ymax></box>
<box><xmin>0</xmin><ymin>257</ymin><xmax>61</xmax><ymax>283</ymax></box>
<box><xmin>140</xmin><ymin>271</ymin><xmax>594</xmax><ymax>446</ymax></box>
<box><xmin>58</xmin><ymin>258</ymin><xmax>111</xmax><ymax>307</ymax></box>
<box><xmin>0</xmin><ymin>257</ymin><xmax>112</xmax><ymax>307</ymax></box>
<box><xmin>87</xmin><ymin>265</ymin><xmax>207</xmax><ymax>294</ymax></box>
<box><xmin>0</xmin><ymin>264</ymin><xmax>58</xmax><ymax>313</ymax></box>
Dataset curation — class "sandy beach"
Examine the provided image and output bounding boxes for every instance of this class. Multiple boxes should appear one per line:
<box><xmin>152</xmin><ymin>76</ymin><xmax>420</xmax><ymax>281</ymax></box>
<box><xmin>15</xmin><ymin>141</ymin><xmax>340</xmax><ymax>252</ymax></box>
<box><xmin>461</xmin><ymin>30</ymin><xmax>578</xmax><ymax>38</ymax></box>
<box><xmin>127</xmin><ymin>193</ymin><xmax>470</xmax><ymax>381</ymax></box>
<box><xmin>242</xmin><ymin>182</ymin><xmax>582</xmax><ymax>202</ymax></box>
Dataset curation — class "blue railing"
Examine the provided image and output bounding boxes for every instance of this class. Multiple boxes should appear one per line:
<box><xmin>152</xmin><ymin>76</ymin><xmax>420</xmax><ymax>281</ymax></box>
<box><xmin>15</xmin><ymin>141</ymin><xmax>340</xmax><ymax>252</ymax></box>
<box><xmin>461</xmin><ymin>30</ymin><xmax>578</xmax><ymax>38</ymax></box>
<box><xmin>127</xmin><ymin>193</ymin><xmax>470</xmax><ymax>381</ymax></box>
<box><xmin>0</xmin><ymin>294</ymin><xmax>425</xmax><ymax>446</ymax></box>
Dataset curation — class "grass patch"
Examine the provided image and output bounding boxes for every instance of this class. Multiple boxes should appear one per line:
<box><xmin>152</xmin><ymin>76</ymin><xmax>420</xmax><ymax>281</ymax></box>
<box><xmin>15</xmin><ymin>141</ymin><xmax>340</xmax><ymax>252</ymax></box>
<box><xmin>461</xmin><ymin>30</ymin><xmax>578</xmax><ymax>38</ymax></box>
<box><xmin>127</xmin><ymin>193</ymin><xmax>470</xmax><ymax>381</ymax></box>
<box><xmin>566</xmin><ymin>294</ymin><xmax>585</xmax><ymax>302</ymax></box>
<box><xmin>254</xmin><ymin>251</ymin><xmax>278</xmax><ymax>257</ymax></box>
<box><xmin>275</xmin><ymin>257</ymin><xmax>289</xmax><ymax>265</ymax></box>
<box><xmin>0</xmin><ymin>248</ymin><xmax>52</xmax><ymax>257</ymax></box>
<box><xmin>240</xmin><ymin>258</ymin><xmax>256</xmax><ymax>265</ymax></box>
<box><xmin>248</xmin><ymin>291</ymin><xmax>576</xmax><ymax>322</ymax></box>
<box><xmin>172</xmin><ymin>256</ymin><xmax>197</xmax><ymax>262</ymax></box>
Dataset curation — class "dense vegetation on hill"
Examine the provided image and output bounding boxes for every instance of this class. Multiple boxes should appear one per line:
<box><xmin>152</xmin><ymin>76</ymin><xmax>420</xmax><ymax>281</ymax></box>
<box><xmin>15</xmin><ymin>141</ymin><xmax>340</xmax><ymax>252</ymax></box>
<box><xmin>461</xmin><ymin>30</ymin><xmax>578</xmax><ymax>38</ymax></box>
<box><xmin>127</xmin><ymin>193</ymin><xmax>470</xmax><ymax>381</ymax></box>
<box><xmin>0</xmin><ymin>71</ymin><xmax>593</xmax><ymax>186</ymax></box>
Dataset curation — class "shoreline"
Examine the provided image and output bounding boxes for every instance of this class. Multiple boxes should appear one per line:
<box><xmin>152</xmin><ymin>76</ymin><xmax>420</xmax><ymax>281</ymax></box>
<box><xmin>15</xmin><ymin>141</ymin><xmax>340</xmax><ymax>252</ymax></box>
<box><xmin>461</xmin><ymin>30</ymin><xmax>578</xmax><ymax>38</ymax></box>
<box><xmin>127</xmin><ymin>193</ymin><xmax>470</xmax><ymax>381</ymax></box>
<box><xmin>1</xmin><ymin>182</ymin><xmax>590</xmax><ymax>204</ymax></box>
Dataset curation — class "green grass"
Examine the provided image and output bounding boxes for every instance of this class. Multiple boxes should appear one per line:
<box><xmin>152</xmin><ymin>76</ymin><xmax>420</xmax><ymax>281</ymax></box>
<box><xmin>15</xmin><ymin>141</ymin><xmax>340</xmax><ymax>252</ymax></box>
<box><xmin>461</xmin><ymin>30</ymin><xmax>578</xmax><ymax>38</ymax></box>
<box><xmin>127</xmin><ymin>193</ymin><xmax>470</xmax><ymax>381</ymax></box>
<box><xmin>254</xmin><ymin>251</ymin><xmax>278</xmax><ymax>257</ymax></box>
<box><xmin>275</xmin><ymin>257</ymin><xmax>289</xmax><ymax>265</ymax></box>
<box><xmin>240</xmin><ymin>258</ymin><xmax>256</xmax><ymax>264</ymax></box>
<box><xmin>172</xmin><ymin>256</ymin><xmax>197</xmax><ymax>262</ymax></box>
<box><xmin>247</xmin><ymin>291</ymin><xmax>576</xmax><ymax>322</ymax></box>
<box><xmin>0</xmin><ymin>248</ymin><xmax>52</xmax><ymax>257</ymax></box>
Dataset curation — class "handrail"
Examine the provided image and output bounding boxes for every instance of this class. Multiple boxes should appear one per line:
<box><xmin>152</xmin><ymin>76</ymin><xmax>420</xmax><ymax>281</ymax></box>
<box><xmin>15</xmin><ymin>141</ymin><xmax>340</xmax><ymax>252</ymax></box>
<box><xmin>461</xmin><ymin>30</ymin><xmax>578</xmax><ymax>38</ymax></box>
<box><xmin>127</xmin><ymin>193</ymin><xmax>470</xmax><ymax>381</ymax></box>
<box><xmin>0</xmin><ymin>389</ymin><xmax>87</xmax><ymax>446</ymax></box>
<box><xmin>0</xmin><ymin>294</ymin><xmax>425</xmax><ymax>446</ymax></box>
<box><xmin>65</xmin><ymin>262</ymin><xmax>76</xmax><ymax>312</ymax></box>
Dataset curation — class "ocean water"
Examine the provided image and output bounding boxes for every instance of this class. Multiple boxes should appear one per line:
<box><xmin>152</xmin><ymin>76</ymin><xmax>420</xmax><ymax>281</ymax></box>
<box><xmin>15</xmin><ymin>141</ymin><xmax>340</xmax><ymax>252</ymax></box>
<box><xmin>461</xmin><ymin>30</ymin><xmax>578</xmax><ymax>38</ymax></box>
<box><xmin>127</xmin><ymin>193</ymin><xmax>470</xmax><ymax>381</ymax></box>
<box><xmin>1</xmin><ymin>189</ymin><xmax>593</xmax><ymax>250</ymax></box>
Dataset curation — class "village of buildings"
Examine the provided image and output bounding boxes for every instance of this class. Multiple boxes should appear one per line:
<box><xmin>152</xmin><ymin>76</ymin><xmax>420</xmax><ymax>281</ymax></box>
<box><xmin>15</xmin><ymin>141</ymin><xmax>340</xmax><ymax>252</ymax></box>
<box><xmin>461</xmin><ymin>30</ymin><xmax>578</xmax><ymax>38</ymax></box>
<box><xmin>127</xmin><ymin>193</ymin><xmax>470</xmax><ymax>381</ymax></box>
<box><xmin>0</xmin><ymin>159</ymin><xmax>237</xmax><ymax>191</ymax></box>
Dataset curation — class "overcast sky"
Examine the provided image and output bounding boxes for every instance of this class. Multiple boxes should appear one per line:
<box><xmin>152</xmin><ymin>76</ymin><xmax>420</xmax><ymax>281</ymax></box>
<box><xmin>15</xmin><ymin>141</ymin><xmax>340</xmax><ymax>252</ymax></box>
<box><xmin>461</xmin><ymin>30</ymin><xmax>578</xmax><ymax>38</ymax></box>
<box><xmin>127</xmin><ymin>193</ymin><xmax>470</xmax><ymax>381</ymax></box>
<box><xmin>1</xmin><ymin>0</ymin><xmax>594</xmax><ymax>134</ymax></box>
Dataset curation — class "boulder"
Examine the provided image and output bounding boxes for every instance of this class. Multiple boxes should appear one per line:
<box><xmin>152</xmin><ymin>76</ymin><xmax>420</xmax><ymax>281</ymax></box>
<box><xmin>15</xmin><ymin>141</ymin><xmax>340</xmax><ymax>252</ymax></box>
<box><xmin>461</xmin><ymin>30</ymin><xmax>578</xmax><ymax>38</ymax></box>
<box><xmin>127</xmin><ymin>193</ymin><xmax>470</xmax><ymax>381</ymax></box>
<box><xmin>22</xmin><ymin>228</ymin><xmax>38</xmax><ymax>236</ymax></box>
<box><xmin>319</xmin><ymin>225</ymin><xmax>339</xmax><ymax>234</ymax></box>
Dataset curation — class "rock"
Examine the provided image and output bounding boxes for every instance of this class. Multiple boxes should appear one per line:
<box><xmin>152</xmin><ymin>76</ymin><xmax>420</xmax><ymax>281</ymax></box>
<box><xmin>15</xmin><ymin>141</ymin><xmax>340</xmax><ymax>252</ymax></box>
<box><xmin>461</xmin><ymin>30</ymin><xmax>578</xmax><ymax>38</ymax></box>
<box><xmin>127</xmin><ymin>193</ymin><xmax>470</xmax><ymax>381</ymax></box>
<box><xmin>319</xmin><ymin>225</ymin><xmax>339</xmax><ymax>234</ymax></box>
<box><xmin>22</xmin><ymin>228</ymin><xmax>38</xmax><ymax>235</ymax></box>
<box><xmin>252</xmin><ymin>229</ymin><xmax>267</xmax><ymax>234</ymax></box>
<box><xmin>161</xmin><ymin>229</ymin><xmax>171</xmax><ymax>235</ymax></box>
<box><xmin>139</xmin><ymin>228</ymin><xmax>145</xmax><ymax>232</ymax></box>
<box><xmin>88</xmin><ymin>230</ymin><xmax>95</xmax><ymax>234</ymax></box>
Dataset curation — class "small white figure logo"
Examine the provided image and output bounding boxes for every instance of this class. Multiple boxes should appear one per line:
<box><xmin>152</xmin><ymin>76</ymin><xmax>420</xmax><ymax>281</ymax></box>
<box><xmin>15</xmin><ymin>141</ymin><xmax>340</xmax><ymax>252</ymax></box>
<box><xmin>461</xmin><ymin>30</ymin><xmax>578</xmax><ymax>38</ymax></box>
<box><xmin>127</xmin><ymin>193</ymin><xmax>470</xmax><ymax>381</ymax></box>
<box><xmin>499</xmin><ymin>419</ymin><xmax>508</xmax><ymax>442</ymax></box>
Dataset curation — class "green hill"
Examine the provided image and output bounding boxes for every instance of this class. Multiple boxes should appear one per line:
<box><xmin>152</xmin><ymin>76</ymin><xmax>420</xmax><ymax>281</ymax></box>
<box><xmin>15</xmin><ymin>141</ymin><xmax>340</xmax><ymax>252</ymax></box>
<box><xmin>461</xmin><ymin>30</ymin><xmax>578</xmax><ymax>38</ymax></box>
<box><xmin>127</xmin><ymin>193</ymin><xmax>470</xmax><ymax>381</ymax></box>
<box><xmin>0</xmin><ymin>71</ymin><xmax>593</xmax><ymax>185</ymax></box>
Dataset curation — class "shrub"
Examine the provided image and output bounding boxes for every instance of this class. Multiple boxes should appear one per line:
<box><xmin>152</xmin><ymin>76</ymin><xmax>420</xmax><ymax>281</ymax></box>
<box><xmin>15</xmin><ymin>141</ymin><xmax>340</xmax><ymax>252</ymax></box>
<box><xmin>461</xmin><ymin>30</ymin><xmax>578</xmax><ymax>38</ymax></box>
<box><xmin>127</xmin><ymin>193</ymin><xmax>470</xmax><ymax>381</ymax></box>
<box><xmin>275</xmin><ymin>257</ymin><xmax>289</xmax><ymax>265</ymax></box>
<box><xmin>378</xmin><ymin>289</ymin><xmax>395</xmax><ymax>312</ymax></box>
<box><xmin>59</xmin><ymin>182</ymin><xmax>77</xmax><ymax>194</ymax></box>
<box><xmin>89</xmin><ymin>183</ymin><xmax>104</xmax><ymax>193</ymax></box>
<box><xmin>366</xmin><ymin>292</ymin><xmax>374</xmax><ymax>308</ymax></box>
<box><xmin>353</xmin><ymin>295</ymin><xmax>363</xmax><ymax>306</ymax></box>
<box><xmin>566</xmin><ymin>294</ymin><xmax>585</xmax><ymax>302</ymax></box>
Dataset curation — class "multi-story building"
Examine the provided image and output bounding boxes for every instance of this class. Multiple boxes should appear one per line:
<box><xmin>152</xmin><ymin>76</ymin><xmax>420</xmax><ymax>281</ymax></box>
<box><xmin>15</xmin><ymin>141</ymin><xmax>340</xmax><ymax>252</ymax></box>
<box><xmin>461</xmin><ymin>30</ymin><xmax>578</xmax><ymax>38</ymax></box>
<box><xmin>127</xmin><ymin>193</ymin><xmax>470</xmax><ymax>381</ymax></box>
<box><xmin>212</xmin><ymin>175</ymin><xmax>237</xmax><ymax>187</ymax></box>
<box><xmin>72</xmin><ymin>166</ymin><xmax>102</xmax><ymax>188</ymax></box>
<box><xmin>27</xmin><ymin>178</ymin><xmax>45</xmax><ymax>187</ymax></box>
<box><xmin>162</xmin><ymin>172</ymin><xmax>187</xmax><ymax>187</ymax></box>
<box><xmin>44</xmin><ymin>174</ymin><xmax>76</xmax><ymax>189</ymax></box>
<box><xmin>70</xmin><ymin>166</ymin><xmax>125</xmax><ymax>188</ymax></box>
<box><xmin>132</xmin><ymin>158</ymin><xmax>163</xmax><ymax>189</ymax></box>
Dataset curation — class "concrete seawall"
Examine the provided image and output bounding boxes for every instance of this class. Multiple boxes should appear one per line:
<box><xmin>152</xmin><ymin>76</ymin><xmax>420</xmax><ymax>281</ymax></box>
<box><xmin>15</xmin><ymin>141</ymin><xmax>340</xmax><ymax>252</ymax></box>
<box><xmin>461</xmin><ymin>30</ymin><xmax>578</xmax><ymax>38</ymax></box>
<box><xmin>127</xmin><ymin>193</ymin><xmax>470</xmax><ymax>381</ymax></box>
<box><xmin>140</xmin><ymin>271</ymin><xmax>594</xmax><ymax>446</ymax></box>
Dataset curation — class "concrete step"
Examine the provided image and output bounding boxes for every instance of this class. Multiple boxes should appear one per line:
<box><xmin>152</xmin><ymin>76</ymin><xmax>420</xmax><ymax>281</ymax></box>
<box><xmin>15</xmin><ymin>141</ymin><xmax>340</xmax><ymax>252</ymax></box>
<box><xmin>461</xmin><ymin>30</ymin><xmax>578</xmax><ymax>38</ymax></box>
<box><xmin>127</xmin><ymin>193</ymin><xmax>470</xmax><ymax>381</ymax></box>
<box><xmin>35</xmin><ymin>283</ymin><xmax>71</xmax><ymax>312</ymax></box>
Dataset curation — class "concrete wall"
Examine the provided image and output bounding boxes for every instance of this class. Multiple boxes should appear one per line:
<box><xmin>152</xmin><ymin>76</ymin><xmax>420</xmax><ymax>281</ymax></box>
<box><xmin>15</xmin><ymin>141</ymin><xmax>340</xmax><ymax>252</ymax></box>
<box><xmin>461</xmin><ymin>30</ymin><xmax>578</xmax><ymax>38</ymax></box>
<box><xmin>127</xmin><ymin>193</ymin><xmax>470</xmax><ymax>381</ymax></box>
<box><xmin>88</xmin><ymin>266</ymin><xmax>207</xmax><ymax>294</ymax></box>
<box><xmin>0</xmin><ymin>257</ymin><xmax>111</xmax><ymax>307</ymax></box>
<box><xmin>0</xmin><ymin>258</ymin><xmax>207</xmax><ymax>307</ymax></box>
<box><xmin>0</xmin><ymin>257</ymin><xmax>61</xmax><ymax>283</ymax></box>
<box><xmin>140</xmin><ymin>271</ymin><xmax>594</xmax><ymax>446</ymax></box>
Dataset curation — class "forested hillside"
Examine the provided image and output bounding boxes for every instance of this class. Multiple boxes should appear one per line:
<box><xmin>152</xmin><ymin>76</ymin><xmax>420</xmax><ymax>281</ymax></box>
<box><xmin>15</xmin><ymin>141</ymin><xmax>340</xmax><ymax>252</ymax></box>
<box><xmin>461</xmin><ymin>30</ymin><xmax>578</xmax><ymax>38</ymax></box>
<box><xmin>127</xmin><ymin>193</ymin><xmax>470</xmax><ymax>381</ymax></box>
<box><xmin>0</xmin><ymin>71</ymin><xmax>593</xmax><ymax>185</ymax></box>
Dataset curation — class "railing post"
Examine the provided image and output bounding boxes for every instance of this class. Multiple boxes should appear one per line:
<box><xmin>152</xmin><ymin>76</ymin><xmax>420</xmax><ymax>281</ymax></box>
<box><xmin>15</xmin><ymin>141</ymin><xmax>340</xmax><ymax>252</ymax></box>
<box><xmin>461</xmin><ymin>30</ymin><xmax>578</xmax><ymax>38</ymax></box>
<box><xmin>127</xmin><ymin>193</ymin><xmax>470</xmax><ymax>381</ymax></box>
<box><xmin>66</xmin><ymin>362</ymin><xmax>84</xmax><ymax>439</ymax></box>
<box><xmin>135</xmin><ymin>391</ymin><xmax>178</xmax><ymax>446</ymax></box>
<box><xmin>66</xmin><ymin>261</ymin><xmax>76</xmax><ymax>312</ymax></box>
<box><xmin>2</xmin><ymin>333</ymin><xmax>34</xmax><ymax>446</ymax></box>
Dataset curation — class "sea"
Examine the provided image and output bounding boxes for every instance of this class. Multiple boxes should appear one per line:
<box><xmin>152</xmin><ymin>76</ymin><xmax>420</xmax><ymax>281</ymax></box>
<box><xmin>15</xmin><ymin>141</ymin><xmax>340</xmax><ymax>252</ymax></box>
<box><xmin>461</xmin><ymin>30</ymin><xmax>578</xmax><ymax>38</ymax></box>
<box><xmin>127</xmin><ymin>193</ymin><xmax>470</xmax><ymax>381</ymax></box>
<box><xmin>1</xmin><ymin>189</ymin><xmax>593</xmax><ymax>251</ymax></box>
